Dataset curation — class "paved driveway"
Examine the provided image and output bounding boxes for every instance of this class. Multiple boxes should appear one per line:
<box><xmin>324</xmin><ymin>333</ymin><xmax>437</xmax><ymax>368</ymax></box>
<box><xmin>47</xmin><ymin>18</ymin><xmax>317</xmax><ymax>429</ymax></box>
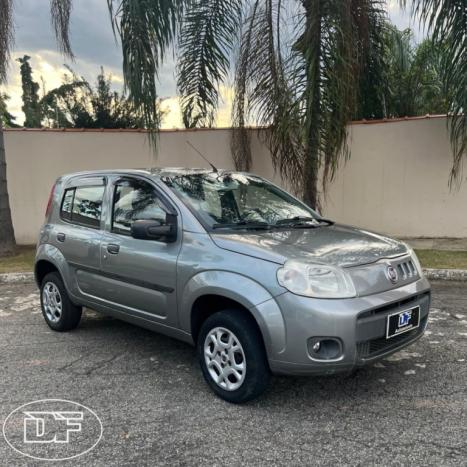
<box><xmin>0</xmin><ymin>281</ymin><xmax>466</xmax><ymax>466</ymax></box>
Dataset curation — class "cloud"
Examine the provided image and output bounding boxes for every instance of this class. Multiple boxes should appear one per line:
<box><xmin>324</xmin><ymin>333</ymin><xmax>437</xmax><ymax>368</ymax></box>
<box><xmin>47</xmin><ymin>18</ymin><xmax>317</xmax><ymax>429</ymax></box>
<box><xmin>1</xmin><ymin>49</ymin><xmax>126</xmax><ymax>125</ymax></box>
<box><xmin>160</xmin><ymin>85</ymin><xmax>235</xmax><ymax>129</ymax></box>
<box><xmin>3</xmin><ymin>0</ymin><xmax>418</xmax><ymax>128</ymax></box>
<box><xmin>12</xmin><ymin>0</ymin><xmax>121</xmax><ymax>70</ymax></box>
<box><xmin>9</xmin><ymin>0</ymin><xmax>177</xmax><ymax>95</ymax></box>
<box><xmin>387</xmin><ymin>1</ymin><xmax>425</xmax><ymax>41</ymax></box>
<box><xmin>2</xmin><ymin>0</ymin><xmax>178</xmax><ymax>124</ymax></box>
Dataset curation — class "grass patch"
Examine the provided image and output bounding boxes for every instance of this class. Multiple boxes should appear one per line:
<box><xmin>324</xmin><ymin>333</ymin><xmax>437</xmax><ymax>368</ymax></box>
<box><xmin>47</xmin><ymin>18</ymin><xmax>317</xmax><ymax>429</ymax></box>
<box><xmin>0</xmin><ymin>245</ymin><xmax>35</xmax><ymax>273</ymax></box>
<box><xmin>0</xmin><ymin>245</ymin><xmax>466</xmax><ymax>274</ymax></box>
<box><xmin>415</xmin><ymin>249</ymin><xmax>467</xmax><ymax>270</ymax></box>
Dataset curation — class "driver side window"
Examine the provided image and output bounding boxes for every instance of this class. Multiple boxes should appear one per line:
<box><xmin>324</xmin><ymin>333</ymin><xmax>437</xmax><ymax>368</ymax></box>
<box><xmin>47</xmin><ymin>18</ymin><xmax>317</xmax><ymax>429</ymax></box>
<box><xmin>112</xmin><ymin>179</ymin><xmax>167</xmax><ymax>235</ymax></box>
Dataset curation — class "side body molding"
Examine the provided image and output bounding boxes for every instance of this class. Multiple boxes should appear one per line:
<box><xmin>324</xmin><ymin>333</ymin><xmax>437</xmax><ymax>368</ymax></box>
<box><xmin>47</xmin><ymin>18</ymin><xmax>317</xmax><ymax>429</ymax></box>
<box><xmin>179</xmin><ymin>271</ymin><xmax>286</xmax><ymax>355</ymax></box>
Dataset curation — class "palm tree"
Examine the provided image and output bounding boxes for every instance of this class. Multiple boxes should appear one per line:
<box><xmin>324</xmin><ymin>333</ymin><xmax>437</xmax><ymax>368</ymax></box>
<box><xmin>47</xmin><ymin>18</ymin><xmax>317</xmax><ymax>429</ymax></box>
<box><xmin>0</xmin><ymin>0</ymin><xmax>465</xmax><ymax>255</ymax></box>
<box><xmin>230</xmin><ymin>0</ymin><xmax>388</xmax><ymax>206</ymax></box>
<box><xmin>167</xmin><ymin>0</ymin><xmax>465</xmax><ymax>205</ymax></box>
<box><xmin>0</xmin><ymin>0</ymin><xmax>18</xmax><ymax>255</ymax></box>
<box><xmin>0</xmin><ymin>0</ymin><xmax>86</xmax><ymax>255</ymax></box>
<box><xmin>401</xmin><ymin>0</ymin><xmax>466</xmax><ymax>185</ymax></box>
<box><xmin>355</xmin><ymin>25</ymin><xmax>451</xmax><ymax>120</ymax></box>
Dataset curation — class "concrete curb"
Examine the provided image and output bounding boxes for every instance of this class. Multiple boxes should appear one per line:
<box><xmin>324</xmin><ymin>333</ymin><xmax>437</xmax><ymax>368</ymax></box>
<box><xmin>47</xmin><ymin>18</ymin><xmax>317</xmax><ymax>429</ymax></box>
<box><xmin>0</xmin><ymin>269</ymin><xmax>466</xmax><ymax>285</ymax></box>
<box><xmin>0</xmin><ymin>272</ymin><xmax>35</xmax><ymax>284</ymax></box>
<box><xmin>423</xmin><ymin>268</ymin><xmax>467</xmax><ymax>281</ymax></box>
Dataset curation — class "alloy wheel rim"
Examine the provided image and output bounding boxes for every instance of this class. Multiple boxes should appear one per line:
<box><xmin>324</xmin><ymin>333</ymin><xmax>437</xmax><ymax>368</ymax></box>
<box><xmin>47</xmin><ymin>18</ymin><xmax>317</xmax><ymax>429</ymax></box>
<box><xmin>204</xmin><ymin>327</ymin><xmax>246</xmax><ymax>391</ymax></box>
<box><xmin>42</xmin><ymin>282</ymin><xmax>63</xmax><ymax>323</ymax></box>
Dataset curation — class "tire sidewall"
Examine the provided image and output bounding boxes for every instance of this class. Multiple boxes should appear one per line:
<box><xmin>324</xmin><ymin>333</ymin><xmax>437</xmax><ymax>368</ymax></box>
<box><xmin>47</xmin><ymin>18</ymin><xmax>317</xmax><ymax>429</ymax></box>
<box><xmin>40</xmin><ymin>272</ymin><xmax>81</xmax><ymax>331</ymax></box>
<box><xmin>197</xmin><ymin>310</ymin><xmax>270</xmax><ymax>403</ymax></box>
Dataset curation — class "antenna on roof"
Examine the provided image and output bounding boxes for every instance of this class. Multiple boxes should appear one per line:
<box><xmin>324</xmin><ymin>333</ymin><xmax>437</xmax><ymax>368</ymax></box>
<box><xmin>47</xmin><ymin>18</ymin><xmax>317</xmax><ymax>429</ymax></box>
<box><xmin>186</xmin><ymin>141</ymin><xmax>218</xmax><ymax>173</ymax></box>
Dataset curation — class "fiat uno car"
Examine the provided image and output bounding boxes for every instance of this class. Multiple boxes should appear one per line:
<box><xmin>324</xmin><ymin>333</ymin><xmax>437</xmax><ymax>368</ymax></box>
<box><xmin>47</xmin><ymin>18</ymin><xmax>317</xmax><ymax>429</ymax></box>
<box><xmin>35</xmin><ymin>169</ymin><xmax>431</xmax><ymax>402</ymax></box>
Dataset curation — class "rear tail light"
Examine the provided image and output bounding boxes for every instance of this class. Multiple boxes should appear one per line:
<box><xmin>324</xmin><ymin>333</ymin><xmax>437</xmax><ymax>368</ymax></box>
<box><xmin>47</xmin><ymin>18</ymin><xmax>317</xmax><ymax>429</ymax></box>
<box><xmin>45</xmin><ymin>183</ymin><xmax>56</xmax><ymax>218</ymax></box>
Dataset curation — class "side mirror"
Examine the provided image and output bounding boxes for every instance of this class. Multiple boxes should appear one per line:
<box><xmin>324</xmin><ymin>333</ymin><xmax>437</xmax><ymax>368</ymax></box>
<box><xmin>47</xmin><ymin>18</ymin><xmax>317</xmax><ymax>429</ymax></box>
<box><xmin>131</xmin><ymin>214</ymin><xmax>177</xmax><ymax>242</ymax></box>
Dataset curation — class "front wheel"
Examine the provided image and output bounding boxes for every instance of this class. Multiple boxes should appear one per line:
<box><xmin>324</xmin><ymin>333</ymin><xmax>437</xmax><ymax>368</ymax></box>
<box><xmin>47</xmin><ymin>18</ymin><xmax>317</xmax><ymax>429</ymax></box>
<box><xmin>197</xmin><ymin>310</ymin><xmax>270</xmax><ymax>403</ymax></box>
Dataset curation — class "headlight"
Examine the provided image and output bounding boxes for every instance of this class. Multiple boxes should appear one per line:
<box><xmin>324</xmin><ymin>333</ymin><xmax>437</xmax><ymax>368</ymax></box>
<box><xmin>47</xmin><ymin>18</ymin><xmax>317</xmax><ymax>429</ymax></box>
<box><xmin>277</xmin><ymin>260</ymin><xmax>356</xmax><ymax>298</ymax></box>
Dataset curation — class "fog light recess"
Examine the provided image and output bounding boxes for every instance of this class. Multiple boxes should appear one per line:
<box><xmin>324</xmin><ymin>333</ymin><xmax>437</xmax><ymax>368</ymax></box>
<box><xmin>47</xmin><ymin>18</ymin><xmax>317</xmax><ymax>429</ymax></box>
<box><xmin>307</xmin><ymin>337</ymin><xmax>343</xmax><ymax>361</ymax></box>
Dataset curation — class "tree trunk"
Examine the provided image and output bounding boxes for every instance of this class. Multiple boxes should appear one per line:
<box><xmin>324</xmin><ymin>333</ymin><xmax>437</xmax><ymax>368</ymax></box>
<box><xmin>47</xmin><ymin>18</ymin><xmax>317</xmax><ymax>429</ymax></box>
<box><xmin>301</xmin><ymin>0</ymin><xmax>321</xmax><ymax>210</ymax></box>
<box><xmin>302</xmin><ymin>127</ymin><xmax>320</xmax><ymax>209</ymax></box>
<box><xmin>0</xmin><ymin>121</ymin><xmax>16</xmax><ymax>256</ymax></box>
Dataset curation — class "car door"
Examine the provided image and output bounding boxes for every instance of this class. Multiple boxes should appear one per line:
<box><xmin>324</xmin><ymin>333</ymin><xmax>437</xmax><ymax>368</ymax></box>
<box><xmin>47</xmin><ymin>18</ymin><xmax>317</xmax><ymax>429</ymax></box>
<box><xmin>96</xmin><ymin>176</ymin><xmax>181</xmax><ymax>327</ymax></box>
<box><xmin>53</xmin><ymin>176</ymin><xmax>107</xmax><ymax>299</ymax></box>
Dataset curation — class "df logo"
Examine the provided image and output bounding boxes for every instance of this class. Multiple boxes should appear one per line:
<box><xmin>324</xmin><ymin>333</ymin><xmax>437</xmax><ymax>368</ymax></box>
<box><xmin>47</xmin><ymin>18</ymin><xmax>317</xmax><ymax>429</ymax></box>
<box><xmin>3</xmin><ymin>399</ymin><xmax>103</xmax><ymax>461</ymax></box>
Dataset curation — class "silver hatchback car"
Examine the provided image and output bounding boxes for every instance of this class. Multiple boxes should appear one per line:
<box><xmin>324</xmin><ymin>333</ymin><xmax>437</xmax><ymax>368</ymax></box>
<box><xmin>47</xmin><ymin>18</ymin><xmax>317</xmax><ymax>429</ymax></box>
<box><xmin>35</xmin><ymin>168</ymin><xmax>431</xmax><ymax>402</ymax></box>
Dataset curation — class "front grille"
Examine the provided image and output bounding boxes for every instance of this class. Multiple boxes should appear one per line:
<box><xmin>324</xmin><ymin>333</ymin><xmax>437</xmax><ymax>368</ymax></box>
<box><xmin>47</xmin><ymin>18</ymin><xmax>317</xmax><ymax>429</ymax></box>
<box><xmin>358</xmin><ymin>291</ymin><xmax>430</xmax><ymax>320</ymax></box>
<box><xmin>397</xmin><ymin>258</ymin><xmax>417</xmax><ymax>281</ymax></box>
<box><xmin>357</xmin><ymin>316</ymin><xmax>427</xmax><ymax>359</ymax></box>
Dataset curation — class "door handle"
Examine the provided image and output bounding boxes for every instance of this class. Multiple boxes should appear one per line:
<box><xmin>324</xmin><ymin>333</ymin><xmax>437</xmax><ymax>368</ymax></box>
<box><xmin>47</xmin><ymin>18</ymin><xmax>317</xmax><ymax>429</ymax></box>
<box><xmin>57</xmin><ymin>233</ymin><xmax>66</xmax><ymax>242</ymax></box>
<box><xmin>106</xmin><ymin>244</ymin><xmax>120</xmax><ymax>254</ymax></box>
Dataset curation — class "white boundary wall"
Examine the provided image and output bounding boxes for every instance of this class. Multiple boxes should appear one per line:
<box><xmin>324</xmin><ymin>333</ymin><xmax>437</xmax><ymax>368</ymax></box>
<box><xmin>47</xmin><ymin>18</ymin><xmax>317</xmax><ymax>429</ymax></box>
<box><xmin>4</xmin><ymin>116</ymin><xmax>466</xmax><ymax>244</ymax></box>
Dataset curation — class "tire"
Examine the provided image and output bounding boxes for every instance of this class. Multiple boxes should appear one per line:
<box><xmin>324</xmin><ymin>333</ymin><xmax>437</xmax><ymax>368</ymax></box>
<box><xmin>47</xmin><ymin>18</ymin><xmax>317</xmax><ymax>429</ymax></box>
<box><xmin>40</xmin><ymin>272</ymin><xmax>82</xmax><ymax>332</ymax></box>
<box><xmin>197</xmin><ymin>310</ymin><xmax>270</xmax><ymax>403</ymax></box>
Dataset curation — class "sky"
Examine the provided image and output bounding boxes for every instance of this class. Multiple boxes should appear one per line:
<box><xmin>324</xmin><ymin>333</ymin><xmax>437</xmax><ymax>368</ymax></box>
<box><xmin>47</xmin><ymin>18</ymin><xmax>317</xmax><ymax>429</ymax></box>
<box><xmin>1</xmin><ymin>0</ymin><xmax>421</xmax><ymax>128</ymax></box>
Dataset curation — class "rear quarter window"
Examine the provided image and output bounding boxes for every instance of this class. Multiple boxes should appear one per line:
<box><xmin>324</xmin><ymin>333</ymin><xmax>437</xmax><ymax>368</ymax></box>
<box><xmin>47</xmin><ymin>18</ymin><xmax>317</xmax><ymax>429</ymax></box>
<box><xmin>60</xmin><ymin>189</ymin><xmax>74</xmax><ymax>221</ymax></box>
<box><xmin>60</xmin><ymin>185</ymin><xmax>105</xmax><ymax>228</ymax></box>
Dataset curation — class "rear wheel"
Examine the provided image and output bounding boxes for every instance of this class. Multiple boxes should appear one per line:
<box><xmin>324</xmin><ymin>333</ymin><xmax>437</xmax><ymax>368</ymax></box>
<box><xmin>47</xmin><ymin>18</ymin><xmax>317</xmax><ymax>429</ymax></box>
<box><xmin>197</xmin><ymin>310</ymin><xmax>270</xmax><ymax>403</ymax></box>
<box><xmin>40</xmin><ymin>272</ymin><xmax>82</xmax><ymax>331</ymax></box>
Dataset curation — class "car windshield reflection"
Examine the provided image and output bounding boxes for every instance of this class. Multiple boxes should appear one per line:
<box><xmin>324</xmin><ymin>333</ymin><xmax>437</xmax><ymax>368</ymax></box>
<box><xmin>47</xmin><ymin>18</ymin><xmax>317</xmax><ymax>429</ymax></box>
<box><xmin>162</xmin><ymin>172</ymin><xmax>322</xmax><ymax>230</ymax></box>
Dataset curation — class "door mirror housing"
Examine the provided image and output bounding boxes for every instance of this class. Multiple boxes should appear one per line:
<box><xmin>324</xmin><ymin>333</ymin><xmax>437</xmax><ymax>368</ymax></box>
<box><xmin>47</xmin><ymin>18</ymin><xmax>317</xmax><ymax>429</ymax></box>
<box><xmin>131</xmin><ymin>214</ymin><xmax>177</xmax><ymax>242</ymax></box>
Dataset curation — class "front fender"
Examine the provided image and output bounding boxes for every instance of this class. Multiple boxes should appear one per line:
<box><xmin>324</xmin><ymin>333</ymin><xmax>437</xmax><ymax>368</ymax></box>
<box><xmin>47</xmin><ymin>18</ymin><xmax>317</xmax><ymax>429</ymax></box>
<box><xmin>179</xmin><ymin>271</ymin><xmax>286</xmax><ymax>356</ymax></box>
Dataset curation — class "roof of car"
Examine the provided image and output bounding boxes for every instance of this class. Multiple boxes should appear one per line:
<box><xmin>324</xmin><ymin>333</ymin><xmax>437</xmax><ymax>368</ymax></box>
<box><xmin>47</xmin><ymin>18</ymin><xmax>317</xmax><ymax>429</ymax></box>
<box><xmin>149</xmin><ymin>167</ymin><xmax>226</xmax><ymax>177</ymax></box>
<box><xmin>63</xmin><ymin>167</ymin><xmax>242</xmax><ymax>180</ymax></box>
<box><xmin>64</xmin><ymin>167</ymin><xmax>262</xmax><ymax>183</ymax></box>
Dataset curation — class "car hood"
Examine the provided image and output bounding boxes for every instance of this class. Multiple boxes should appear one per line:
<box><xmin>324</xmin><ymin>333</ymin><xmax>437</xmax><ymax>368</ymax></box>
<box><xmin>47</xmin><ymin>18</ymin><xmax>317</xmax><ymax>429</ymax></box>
<box><xmin>210</xmin><ymin>223</ymin><xmax>408</xmax><ymax>267</ymax></box>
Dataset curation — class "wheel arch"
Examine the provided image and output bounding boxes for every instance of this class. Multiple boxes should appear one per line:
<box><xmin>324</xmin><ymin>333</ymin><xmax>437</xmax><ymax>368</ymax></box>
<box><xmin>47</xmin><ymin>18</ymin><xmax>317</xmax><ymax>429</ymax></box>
<box><xmin>35</xmin><ymin>259</ymin><xmax>59</xmax><ymax>286</ymax></box>
<box><xmin>34</xmin><ymin>244</ymin><xmax>72</xmax><ymax>292</ymax></box>
<box><xmin>191</xmin><ymin>295</ymin><xmax>259</xmax><ymax>343</ymax></box>
<box><xmin>180</xmin><ymin>271</ymin><xmax>286</xmax><ymax>356</ymax></box>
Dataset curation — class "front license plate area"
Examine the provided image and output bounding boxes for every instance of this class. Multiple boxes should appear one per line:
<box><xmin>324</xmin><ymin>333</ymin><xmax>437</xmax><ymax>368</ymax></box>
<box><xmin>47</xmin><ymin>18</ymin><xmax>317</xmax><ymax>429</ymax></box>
<box><xmin>386</xmin><ymin>306</ymin><xmax>420</xmax><ymax>339</ymax></box>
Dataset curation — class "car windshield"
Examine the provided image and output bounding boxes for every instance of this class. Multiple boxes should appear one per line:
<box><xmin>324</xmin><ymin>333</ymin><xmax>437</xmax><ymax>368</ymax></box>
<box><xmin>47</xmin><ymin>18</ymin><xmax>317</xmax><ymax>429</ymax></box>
<box><xmin>161</xmin><ymin>172</ymin><xmax>321</xmax><ymax>229</ymax></box>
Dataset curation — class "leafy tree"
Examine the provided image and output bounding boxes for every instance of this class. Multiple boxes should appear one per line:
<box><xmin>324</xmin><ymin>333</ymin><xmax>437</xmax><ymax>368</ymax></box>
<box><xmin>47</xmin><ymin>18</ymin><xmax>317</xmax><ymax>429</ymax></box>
<box><xmin>402</xmin><ymin>0</ymin><xmax>466</xmax><ymax>185</ymax></box>
<box><xmin>381</xmin><ymin>27</ymin><xmax>448</xmax><ymax>118</ymax></box>
<box><xmin>17</xmin><ymin>55</ymin><xmax>42</xmax><ymax>127</ymax></box>
<box><xmin>13</xmin><ymin>58</ymin><xmax>157</xmax><ymax>129</ymax></box>
<box><xmin>409</xmin><ymin>39</ymin><xmax>451</xmax><ymax>116</ymax></box>
<box><xmin>0</xmin><ymin>93</ymin><xmax>18</xmax><ymax>127</ymax></box>
<box><xmin>40</xmin><ymin>67</ymin><xmax>149</xmax><ymax>129</ymax></box>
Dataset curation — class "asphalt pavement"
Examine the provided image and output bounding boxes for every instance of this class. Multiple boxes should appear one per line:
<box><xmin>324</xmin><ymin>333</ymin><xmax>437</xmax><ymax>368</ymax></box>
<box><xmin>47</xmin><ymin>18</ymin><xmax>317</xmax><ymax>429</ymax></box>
<box><xmin>0</xmin><ymin>281</ymin><xmax>466</xmax><ymax>466</ymax></box>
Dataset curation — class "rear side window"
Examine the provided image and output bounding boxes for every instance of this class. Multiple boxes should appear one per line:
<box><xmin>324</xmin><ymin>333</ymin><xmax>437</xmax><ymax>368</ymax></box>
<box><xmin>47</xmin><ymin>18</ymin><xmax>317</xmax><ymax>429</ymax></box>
<box><xmin>60</xmin><ymin>185</ymin><xmax>105</xmax><ymax>228</ymax></box>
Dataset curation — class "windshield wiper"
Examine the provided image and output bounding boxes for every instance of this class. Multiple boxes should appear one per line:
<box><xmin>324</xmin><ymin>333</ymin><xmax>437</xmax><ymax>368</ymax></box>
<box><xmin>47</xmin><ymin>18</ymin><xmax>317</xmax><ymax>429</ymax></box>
<box><xmin>212</xmin><ymin>220</ymin><xmax>272</xmax><ymax>230</ymax></box>
<box><xmin>275</xmin><ymin>216</ymin><xmax>334</xmax><ymax>227</ymax></box>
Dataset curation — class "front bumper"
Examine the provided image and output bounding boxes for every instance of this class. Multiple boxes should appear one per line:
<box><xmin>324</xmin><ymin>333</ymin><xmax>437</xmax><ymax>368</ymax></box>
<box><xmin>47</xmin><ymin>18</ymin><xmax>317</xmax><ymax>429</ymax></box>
<box><xmin>266</xmin><ymin>277</ymin><xmax>431</xmax><ymax>375</ymax></box>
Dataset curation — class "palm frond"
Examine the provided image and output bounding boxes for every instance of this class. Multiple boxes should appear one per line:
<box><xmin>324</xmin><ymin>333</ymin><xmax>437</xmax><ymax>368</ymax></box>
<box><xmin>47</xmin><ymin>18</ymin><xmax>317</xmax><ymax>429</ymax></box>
<box><xmin>108</xmin><ymin>0</ymin><xmax>184</xmax><ymax>138</ymax></box>
<box><xmin>232</xmin><ymin>0</ymin><xmax>304</xmax><ymax>189</ymax></box>
<box><xmin>231</xmin><ymin>0</ymin><xmax>260</xmax><ymax>171</ymax></box>
<box><xmin>400</xmin><ymin>0</ymin><xmax>466</xmax><ymax>184</ymax></box>
<box><xmin>177</xmin><ymin>0</ymin><xmax>243</xmax><ymax>128</ymax></box>
<box><xmin>354</xmin><ymin>3</ymin><xmax>388</xmax><ymax>119</ymax></box>
<box><xmin>0</xmin><ymin>0</ymin><xmax>14</xmax><ymax>83</ymax></box>
<box><xmin>50</xmin><ymin>0</ymin><xmax>74</xmax><ymax>58</ymax></box>
<box><xmin>293</xmin><ymin>0</ymin><xmax>389</xmax><ymax>206</ymax></box>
